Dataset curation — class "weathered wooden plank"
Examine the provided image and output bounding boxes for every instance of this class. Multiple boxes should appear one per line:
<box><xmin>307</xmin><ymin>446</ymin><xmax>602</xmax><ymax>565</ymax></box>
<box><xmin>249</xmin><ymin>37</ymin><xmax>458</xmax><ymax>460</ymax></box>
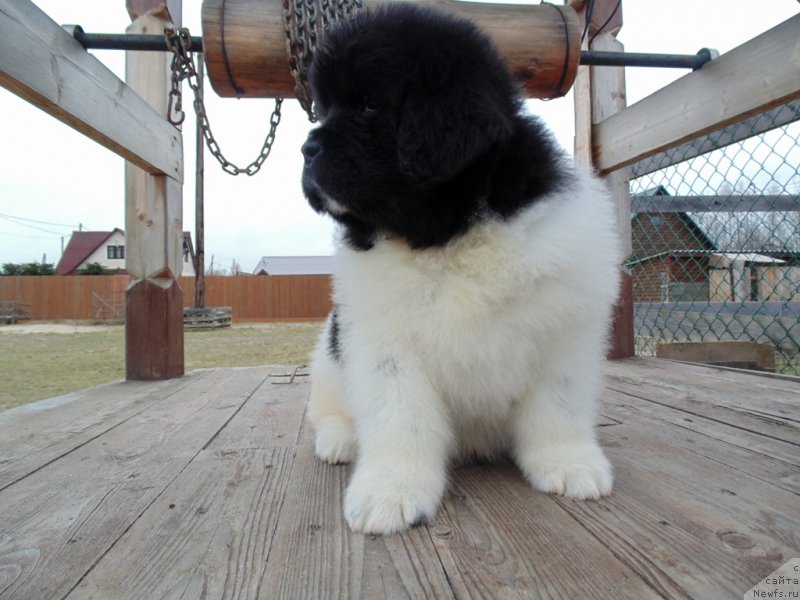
<box><xmin>0</xmin><ymin>367</ymin><xmax>269</xmax><ymax>600</ymax></box>
<box><xmin>606</xmin><ymin>358</ymin><xmax>800</xmax><ymax>444</ymax></box>
<box><xmin>205</xmin><ymin>367</ymin><xmax>309</xmax><ymax>451</ymax></box>
<box><xmin>602</xmin><ymin>392</ymin><xmax>800</xmax><ymax>530</ymax></box>
<box><xmin>630</xmin><ymin>100</ymin><xmax>800</xmax><ymax>178</ymax></box>
<box><xmin>0</xmin><ymin>0</ymin><xmax>182</xmax><ymax>180</ymax></box>
<box><xmin>594</xmin><ymin>15</ymin><xmax>800</xmax><ymax>174</ymax></box>
<box><xmin>656</xmin><ymin>341</ymin><xmax>776</xmax><ymax>372</ymax></box>
<box><xmin>0</xmin><ymin>371</ymin><xmax>211</xmax><ymax>491</ymax></box>
<box><xmin>261</xmin><ymin>440</ymin><xmax>455</xmax><ymax>598</ymax></box>
<box><xmin>430</xmin><ymin>462</ymin><xmax>659</xmax><ymax>598</ymax></box>
<box><xmin>584</xmin><ymin>394</ymin><xmax>800</xmax><ymax>596</ymax></box>
<box><xmin>609</xmin><ymin>357</ymin><xmax>800</xmax><ymax>398</ymax></box>
<box><xmin>602</xmin><ymin>390</ymin><xmax>799</xmax><ymax>491</ymax></box>
<box><xmin>67</xmin><ymin>447</ymin><xmax>295</xmax><ymax>599</ymax></box>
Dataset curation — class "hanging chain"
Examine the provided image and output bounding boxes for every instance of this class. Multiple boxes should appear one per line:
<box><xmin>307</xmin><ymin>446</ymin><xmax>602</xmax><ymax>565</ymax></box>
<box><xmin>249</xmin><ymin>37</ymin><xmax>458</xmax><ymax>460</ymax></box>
<box><xmin>163</xmin><ymin>0</ymin><xmax>362</xmax><ymax>174</ymax></box>
<box><xmin>165</xmin><ymin>27</ymin><xmax>282</xmax><ymax>177</ymax></box>
<box><xmin>284</xmin><ymin>0</ymin><xmax>364</xmax><ymax>122</ymax></box>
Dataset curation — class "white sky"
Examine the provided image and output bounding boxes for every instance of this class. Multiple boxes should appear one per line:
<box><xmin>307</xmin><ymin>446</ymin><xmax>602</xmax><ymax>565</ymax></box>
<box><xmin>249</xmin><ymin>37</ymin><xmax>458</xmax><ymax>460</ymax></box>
<box><xmin>1</xmin><ymin>1</ymin><xmax>797</xmax><ymax>273</ymax></box>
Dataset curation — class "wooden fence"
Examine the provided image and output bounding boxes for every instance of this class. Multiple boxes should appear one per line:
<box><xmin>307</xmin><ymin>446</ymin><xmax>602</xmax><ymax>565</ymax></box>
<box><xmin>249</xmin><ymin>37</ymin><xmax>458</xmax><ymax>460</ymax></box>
<box><xmin>0</xmin><ymin>275</ymin><xmax>333</xmax><ymax>321</ymax></box>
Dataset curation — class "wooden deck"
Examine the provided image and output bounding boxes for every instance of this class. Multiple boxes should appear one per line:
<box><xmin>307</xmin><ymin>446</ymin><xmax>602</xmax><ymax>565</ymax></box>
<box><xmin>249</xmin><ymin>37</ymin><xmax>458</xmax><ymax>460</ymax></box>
<box><xmin>0</xmin><ymin>358</ymin><xmax>798</xmax><ymax>599</ymax></box>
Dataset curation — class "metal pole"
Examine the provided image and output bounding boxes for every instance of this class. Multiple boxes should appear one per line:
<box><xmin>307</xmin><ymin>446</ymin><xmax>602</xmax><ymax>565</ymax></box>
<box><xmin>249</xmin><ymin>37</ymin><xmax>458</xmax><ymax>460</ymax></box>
<box><xmin>581</xmin><ymin>48</ymin><xmax>717</xmax><ymax>70</ymax></box>
<box><xmin>65</xmin><ymin>27</ymin><xmax>718</xmax><ymax>71</ymax></box>
<box><xmin>195</xmin><ymin>57</ymin><xmax>206</xmax><ymax>309</ymax></box>
<box><xmin>64</xmin><ymin>25</ymin><xmax>204</xmax><ymax>52</ymax></box>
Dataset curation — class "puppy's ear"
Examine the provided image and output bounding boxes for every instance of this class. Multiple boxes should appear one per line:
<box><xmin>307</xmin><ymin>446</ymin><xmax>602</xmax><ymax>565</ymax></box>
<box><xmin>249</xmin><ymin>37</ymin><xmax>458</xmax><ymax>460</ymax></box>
<box><xmin>397</xmin><ymin>85</ymin><xmax>513</xmax><ymax>183</ymax></box>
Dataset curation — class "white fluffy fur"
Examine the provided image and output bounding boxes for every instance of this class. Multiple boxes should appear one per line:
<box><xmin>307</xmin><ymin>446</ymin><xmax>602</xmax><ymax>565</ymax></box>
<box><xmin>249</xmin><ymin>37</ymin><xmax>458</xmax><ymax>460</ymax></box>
<box><xmin>309</xmin><ymin>169</ymin><xmax>622</xmax><ymax>535</ymax></box>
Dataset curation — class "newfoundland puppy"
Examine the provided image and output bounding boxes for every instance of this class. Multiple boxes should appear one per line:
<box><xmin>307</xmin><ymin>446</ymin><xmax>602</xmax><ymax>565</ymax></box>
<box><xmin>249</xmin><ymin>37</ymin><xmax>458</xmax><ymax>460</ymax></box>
<box><xmin>301</xmin><ymin>4</ymin><xmax>621</xmax><ymax>535</ymax></box>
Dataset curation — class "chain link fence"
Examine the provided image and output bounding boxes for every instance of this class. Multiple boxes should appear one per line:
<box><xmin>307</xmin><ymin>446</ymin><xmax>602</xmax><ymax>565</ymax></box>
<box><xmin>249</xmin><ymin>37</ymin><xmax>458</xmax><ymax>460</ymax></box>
<box><xmin>627</xmin><ymin>100</ymin><xmax>800</xmax><ymax>375</ymax></box>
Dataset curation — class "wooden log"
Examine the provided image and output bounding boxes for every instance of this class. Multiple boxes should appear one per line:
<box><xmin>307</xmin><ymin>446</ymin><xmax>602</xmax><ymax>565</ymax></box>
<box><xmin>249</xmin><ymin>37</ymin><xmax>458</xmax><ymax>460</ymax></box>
<box><xmin>125</xmin><ymin>3</ymin><xmax>185</xmax><ymax>381</ymax></box>
<box><xmin>0</xmin><ymin>0</ymin><xmax>182</xmax><ymax>180</ymax></box>
<box><xmin>201</xmin><ymin>0</ymin><xmax>581</xmax><ymax>99</ymax></box>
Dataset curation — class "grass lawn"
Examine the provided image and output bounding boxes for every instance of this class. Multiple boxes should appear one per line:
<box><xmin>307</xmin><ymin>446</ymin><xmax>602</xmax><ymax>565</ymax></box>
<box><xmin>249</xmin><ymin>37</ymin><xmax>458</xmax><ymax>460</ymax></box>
<box><xmin>0</xmin><ymin>322</ymin><xmax>323</xmax><ymax>413</ymax></box>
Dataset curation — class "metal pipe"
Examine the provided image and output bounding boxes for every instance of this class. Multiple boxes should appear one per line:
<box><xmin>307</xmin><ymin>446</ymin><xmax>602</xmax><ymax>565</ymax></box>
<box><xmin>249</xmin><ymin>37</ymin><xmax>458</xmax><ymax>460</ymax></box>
<box><xmin>65</xmin><ymin>26</ymin><xmax>718</xmax><ymax>71</ymax></box>
<box><xmin>64</xmin><ymin>25</ymin><xmax>204</xmax><ymax>52</ymax></box>
<box><xmin>581</xmin><ymin>48</ymin><xmax>718</xmax><ymax>71</ymax></box>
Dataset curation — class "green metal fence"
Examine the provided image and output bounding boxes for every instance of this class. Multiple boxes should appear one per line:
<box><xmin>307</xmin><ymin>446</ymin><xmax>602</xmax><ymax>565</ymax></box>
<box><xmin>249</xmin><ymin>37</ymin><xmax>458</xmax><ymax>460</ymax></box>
<box><xmin>627</xmin><ymin>100</ymin><xmax>800</xmax><ymax>375</ymax></box>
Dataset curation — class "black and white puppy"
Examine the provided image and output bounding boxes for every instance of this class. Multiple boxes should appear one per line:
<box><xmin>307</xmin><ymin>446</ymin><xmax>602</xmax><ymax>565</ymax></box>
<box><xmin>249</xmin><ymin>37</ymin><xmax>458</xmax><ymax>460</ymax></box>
<box><xmin>301</xmin><ymin>4</ymin><xmax>621</xmax><ymax>535</ymax></box>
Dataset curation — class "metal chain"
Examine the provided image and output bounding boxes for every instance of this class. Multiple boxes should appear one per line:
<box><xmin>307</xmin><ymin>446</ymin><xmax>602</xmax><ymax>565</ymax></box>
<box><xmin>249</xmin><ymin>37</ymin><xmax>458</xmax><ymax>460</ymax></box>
<box><xmin>284</xmin><ymin>0</ymin><xmax>363</xmax><ymax>122</ymax></box>
<box><xmin>165</xmin><ymin>27</ymin><xmax>282</xmax><ymax>177</ymax></box>
<box><xmin>163</xmin><ymin>0</ymin><xmax>362</xmax><ymax>173</ymax></box>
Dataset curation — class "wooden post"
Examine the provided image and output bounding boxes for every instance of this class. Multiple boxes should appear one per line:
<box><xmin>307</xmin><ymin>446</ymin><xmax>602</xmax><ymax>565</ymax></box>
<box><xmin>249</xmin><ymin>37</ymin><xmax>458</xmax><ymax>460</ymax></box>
<box><xmin>125</xmin><ymin>1</ymin><xmax>185</xmax><ymax>380</ymax></box>
<box><xmin>571</xmin><ymin>0</ymin><xmax>635</xmax><ymax>359</ymax></box>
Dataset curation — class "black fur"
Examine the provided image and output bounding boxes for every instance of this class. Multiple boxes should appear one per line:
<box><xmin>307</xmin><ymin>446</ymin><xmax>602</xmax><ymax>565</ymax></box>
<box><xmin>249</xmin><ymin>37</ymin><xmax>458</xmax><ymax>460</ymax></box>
<box><xmin>301</xmin><ymin>4</ymin><xmax>568</xmax><ymax>251</ymax></box>
<box><xmin>328</xmin><ymin>307</ymin><xmax>342</xmax><ymax>362</ymax></box>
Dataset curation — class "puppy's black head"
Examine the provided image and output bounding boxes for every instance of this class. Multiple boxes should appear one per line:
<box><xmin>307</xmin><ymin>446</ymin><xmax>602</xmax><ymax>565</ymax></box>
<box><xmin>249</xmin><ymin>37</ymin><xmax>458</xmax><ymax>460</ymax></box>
<box><xmin>301</xmin><ymin>4</ymin><xmax>560</xmax><ymax>250</ymax></box>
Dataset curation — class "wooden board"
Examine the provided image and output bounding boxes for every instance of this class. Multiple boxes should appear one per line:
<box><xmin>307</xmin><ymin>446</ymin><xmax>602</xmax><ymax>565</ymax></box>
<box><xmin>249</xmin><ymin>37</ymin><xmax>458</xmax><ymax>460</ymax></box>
<box><xmin>656</xmin><ymin>341</ymin><xmax>776</xmax><ymax>372</ymax></box>
<box><xmin>629</xmin><ymin>100</ymin><xmax>800</xmax><ymax>178</ymax></box>
<box><xmin>0</xmin><ymin>367</ymin><xmax>271</xmax><ymax>600</ymax></box>
<box><xmin>431</xmin><ymin>463</ymin><xmax>657</xmax><ymax>598</ymax></box>
<box><xmin>606</xmin><ymin>358</ymin><xmax>800</xmax><ymax>444</ymax></box>
<box><xmin>0</xmin><ymin>0</ymin><xmax>182</xmax><ymax>180</ymax></box>
<box><xmin>0</xmin><ymin>371</ymin><xmax>211</xmax><ymax>490</ymax></box>
<box><xmin>593</xmin><ymin>14</ymin><xmax>800</xmax><ymax>174</ymax></box>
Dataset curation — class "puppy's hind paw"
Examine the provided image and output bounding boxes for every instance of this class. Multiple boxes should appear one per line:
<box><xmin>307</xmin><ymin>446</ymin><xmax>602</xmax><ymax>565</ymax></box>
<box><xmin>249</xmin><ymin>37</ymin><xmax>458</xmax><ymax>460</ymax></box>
<box><xmin>520</xmin><ymin>443</ymin><xmax>613</xmax><ymax>500</ymax></box>
<box><xmin>313</xmin><ymin>416</ymin><xmax>357</xmax><ymax>465</ymax></box>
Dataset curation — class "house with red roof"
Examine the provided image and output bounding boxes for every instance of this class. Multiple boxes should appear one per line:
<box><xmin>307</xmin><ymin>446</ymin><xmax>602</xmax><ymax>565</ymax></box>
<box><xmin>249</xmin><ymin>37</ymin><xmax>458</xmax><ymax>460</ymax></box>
<box><xmin>57</xmin><ymin>229</ymin><xmax>196</xmax><ymax>276</ymax></box>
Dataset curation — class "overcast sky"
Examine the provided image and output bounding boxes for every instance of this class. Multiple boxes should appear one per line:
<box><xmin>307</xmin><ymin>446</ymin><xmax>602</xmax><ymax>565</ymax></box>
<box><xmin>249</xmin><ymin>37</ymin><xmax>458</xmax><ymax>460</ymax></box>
<box><xmin>1</xmin><ymin>1</ymin><xmax>797</xmax><ymax>273</ymax></box>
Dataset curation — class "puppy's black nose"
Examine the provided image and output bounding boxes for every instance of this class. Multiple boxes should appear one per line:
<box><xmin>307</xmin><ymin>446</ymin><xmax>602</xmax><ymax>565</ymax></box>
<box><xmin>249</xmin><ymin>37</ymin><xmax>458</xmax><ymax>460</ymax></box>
<box><xmin>302</xmin><ymin>138</ymin><xmax>322</xmax><ymax>164</ymax></box>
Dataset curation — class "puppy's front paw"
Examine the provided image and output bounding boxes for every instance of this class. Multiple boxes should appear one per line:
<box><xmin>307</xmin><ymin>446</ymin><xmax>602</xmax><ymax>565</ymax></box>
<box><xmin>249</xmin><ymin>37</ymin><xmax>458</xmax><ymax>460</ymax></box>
<box><xmin>520</xmin><ymin>443</ymin><xmax>613</xmax><ymax>500</ymax></box>
<box><xmin>344</xmin><ymin>466</ymin><xmax>444</xmax><ymax>535</ymax></box>
<box><xmin>314</xmin><ymin>416</ymin><xmax>357</xmax><ymax>465</ymax></box>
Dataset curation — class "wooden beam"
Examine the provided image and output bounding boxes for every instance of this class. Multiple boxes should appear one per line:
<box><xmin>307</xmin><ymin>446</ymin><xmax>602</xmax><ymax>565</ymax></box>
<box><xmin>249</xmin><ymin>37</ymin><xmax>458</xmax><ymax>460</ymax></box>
<box><xmin>594</xmin><ymin>14</ymin><xmax>800</xmax><ymax>174</ymax></box>
<box><xmin>0</xmin><ymin>0</ymin><xmax>182</xmax><ymax>181</ymax></box>
<box><xmin>656</xmin><ymin>341</ymin><xmax>776</xmax><ymax>373</ymax></box>
<box><xmin>630</xmin><ymin>100</ymin><xmax>800</xmax><ymax>178</ymax></box>
<box><xmin>125</xmin><ymin>5</ymin><xmax>184</xmax><ymax>381</ymax></box>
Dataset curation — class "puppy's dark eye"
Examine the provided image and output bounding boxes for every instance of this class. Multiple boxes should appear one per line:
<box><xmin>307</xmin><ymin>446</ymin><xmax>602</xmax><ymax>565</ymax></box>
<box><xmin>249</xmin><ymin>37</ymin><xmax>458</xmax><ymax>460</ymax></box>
<box><xmin>361</xmin><ymin>96</ymin><xmax>380</xmax><ymax>116</ymax></box>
